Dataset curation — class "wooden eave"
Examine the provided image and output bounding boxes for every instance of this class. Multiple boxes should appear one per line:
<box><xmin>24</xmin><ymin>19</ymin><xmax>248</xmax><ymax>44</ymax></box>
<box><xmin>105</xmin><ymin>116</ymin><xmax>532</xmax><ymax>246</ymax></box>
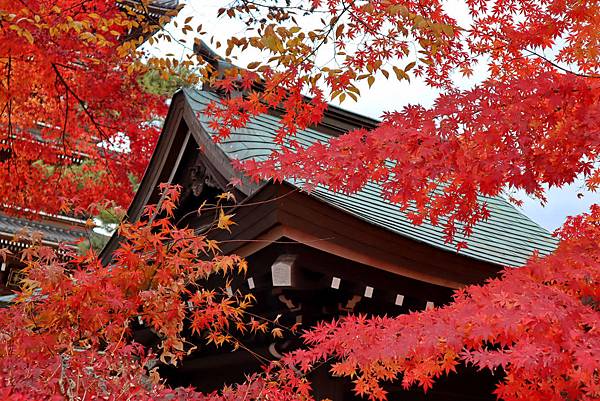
<box><xmin>208</xmin><ymin>183</ymin><xmax>500</xmax><ymax>289</ymax></box>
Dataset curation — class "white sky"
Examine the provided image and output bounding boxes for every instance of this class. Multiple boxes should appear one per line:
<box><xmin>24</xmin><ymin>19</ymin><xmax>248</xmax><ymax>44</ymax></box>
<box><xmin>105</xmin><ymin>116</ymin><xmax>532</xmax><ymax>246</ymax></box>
<box><xmin>148</xmin><ymin>1</ymin><xmax>599</xmax><ymax>232</ymax></box>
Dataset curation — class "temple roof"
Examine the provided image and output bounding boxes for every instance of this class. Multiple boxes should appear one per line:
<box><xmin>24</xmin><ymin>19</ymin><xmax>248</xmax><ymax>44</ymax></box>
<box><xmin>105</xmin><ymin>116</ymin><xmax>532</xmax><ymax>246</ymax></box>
<box><xmin>182</xmin><ymin>88</ymin><xmax>558</xmax><ymax>267</ymax></box>
<box><xmin>0</xmin><ymin>213</ymin><xmax>87</xmax><ymax>247</ymax></box>
<box><xmin>124</xmin><ymin>0</ymin><xmax>178</xmax><ymax>9</ymax></box>
<box><xmin>119</xmin><ymin>0</ymin><xmax>180</xmax><ymax>19</ymax></box>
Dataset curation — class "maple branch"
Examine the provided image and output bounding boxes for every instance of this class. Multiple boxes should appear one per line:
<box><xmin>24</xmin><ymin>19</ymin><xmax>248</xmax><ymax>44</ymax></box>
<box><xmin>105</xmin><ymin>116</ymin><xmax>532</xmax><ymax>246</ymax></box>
<box><xmin>235</xmin><ymin>0</ymin><xmax>334</xmax><ymax>14</ymax></box>
<box><xmin>3</xmin><ymin>53</ymin><xmax>15</xmax><ymax>176</ymax></box>
<box><xmin>342</xmin><ymin>0</ymin><xmax>393</xmax><ymax>42</ymax></box>
<box><xmin>62</xmin><ymin>0</ymin><xmax>94</xmax><ymax>14</ymax></box>
<box><xmin>59</xmin><ymin>85</ymin><xmax>72</xmax><ymax>158</ymax></box>
<box><xmin>123</xmin><ymin>0</ymin><xmax>192</xmax><ymax>54</ymax></box>
<box><xmin>51</xmin><ymin>64</ymin><xmax>110</xmax><ymax>138</ymax></box>
<box><xmin>6</xmin><ymin>54</ymin><xmax>12</xmax><ymax>140</ymax></box>
<box><xmin>242</xmin><ymin>310</ymin><xmax>297</xmax><ymax>333</ymax></box>
<box><xmin>525</xmin><ymin>49</ymin><xmax>600</xmax><ymax>79</ymax></box>
<box><xmin>51</xmin><ymin>63</ymin><xmax>114</xmax><ymax>174</ymax></box>
<box><xmin>174</xmin><ymin>187</ymin><xmax>299</xmax><ymax>227</ymax></box>
<box><xmin>210</xmin><ymin>0</ymin><xmax>350</xmax><ymax>118</ymax></box>
<box><xmin>227</xmin><ymin>332</ymin><xmax>272</xmax><ymax>364</ymax></box>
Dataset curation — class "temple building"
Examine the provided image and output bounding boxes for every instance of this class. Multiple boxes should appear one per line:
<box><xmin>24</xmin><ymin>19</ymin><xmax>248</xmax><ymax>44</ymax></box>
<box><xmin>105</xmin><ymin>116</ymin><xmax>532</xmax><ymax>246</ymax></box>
<box><xmin>100</xmin><ymin>45</ymin><xmax>558</xmax><ymax>399</ymax></box>
<box><xmin>0</xmin><ymin>213</ymin><xmax>88</xmax><ymax>303</ymax></box>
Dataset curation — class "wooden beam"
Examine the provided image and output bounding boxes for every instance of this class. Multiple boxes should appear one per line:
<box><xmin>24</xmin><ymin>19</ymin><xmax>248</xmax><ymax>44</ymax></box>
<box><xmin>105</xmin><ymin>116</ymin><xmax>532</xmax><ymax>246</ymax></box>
<box><xmin>281</xmin><ymin>225</ymin><xmax>464</xmax><ymax>289</ymax></box>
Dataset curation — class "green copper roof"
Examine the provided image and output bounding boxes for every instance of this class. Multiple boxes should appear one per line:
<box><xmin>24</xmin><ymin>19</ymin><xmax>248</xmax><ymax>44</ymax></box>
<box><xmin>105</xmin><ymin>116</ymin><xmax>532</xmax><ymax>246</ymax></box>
<box><xmin>183</xmin><ymin>88</ymin><xmax>558</xmax><ymax>267</ymax></box>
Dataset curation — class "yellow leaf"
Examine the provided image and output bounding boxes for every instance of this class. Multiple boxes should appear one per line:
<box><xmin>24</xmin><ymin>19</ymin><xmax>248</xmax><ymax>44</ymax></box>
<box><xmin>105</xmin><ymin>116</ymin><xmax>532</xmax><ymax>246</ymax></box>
<box><xmin>393</xmin><ymin>65</ymin><xmax>410</xmax><ymax>81</ymax></box>
<box><xmin>367</xmin><ymin>75</ymin><xmax>375</xmax><ymax>88</ymax></box>
<box><xmin>237</xmin><ymin>259</ymin><xmax>248</xmax><ymax>274</ymax></box>
<box><xmin>217</xmin><ymin>210</ymin><xmax>236</xmax><ymax>232</ymax></box>
<box><xmin>22</xmin><ymin>30</ymin><xmax>34</xmax><ymax>44</ymax></box>
<box><xmin>262</xmin><ymin>32</ymin><xmax>282</xmax><ymax>52</ymax></box>
<box><xmin>217</xmin><ymin>191</ymin><xmax>236</xmax><ymax>202</ymax></box>
<box><xmin>442</xmin><ymin>24</ymin><xmax>455</xmax><ymax>36</ymax></box>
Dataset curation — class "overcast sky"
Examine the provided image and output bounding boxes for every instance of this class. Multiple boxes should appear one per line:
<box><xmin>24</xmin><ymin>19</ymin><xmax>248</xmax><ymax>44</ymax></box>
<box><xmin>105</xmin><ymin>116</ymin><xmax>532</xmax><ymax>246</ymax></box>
<box><xmin>151</xmin><ymin>1</ymin><xmax>599</xmax><ymax>232</ymax></box>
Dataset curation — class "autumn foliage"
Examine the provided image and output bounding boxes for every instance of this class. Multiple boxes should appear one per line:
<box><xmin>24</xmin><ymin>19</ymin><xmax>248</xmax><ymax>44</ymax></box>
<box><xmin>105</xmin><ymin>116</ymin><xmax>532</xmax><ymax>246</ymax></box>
<box><xmin>0</xmin><ymin>185</ymin><xmax>311</xmax><ymax>400</ymax></box>
<box><xmin>0</xmin><ymin>0</ymin><xmax>167</xmax><ymax>215</ymax></box>
<box><xmin>0</xmin><ymin>189</ymin><xmax>598</xmax><ymax>401</ymax></box>
<box><xmin>0</xmin><ymin>0</ymin><xmax>599</xmax><ymax>400</ymax></box>
<box><xmin>207</xmin><ymin>0</ymin><xmax>600</xmax><ymax>241</ymax></box>
<box><xmin>287</xmin><ymin>206</ymin><xmax>600</xmax><ymax>400</ymax></box>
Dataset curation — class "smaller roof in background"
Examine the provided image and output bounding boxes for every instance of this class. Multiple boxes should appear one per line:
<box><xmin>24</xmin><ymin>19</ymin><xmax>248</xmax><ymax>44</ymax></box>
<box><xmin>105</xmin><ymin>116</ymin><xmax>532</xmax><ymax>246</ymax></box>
<box><xmin>121</xmin><ymin>0</ymin><xmax>179</xmax><ymax>10</ymax></box>
<box><xmin>0</xmin><ymin>213</ymin><xmax>88</xmax><ymax>246</ymax></box>
<box><xmin>152</xmin><ymin>0</ymin><xmax>178</xmax><ymax>7</ymax></box>
<box><xmin>147</xmin><ymin>0</ymin><xmax>179</xmax><ymax>10</ymax></box>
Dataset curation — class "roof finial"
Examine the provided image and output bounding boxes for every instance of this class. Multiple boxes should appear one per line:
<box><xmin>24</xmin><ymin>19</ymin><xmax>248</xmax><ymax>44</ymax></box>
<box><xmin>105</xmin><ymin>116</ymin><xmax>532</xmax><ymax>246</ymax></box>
<box><xmin>193</xmin><ymin>39</ymin><xmax>235</xmax><ymax>74</ymax></box>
